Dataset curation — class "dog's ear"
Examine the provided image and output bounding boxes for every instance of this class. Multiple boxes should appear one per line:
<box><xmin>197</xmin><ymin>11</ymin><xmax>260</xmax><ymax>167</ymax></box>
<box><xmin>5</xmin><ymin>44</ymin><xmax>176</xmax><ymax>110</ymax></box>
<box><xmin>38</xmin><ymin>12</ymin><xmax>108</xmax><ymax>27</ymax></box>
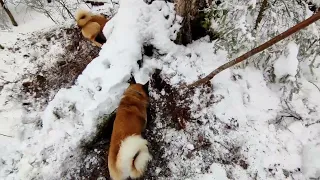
<box><xmin>142</xmin><ymin>81</ymin><xmax>149</xmax><ymax>94</ymax></box>
<box><xmin>128</xmin><ymin>75</ymin><xmax>136</xmax><ymax>84</ymax></box>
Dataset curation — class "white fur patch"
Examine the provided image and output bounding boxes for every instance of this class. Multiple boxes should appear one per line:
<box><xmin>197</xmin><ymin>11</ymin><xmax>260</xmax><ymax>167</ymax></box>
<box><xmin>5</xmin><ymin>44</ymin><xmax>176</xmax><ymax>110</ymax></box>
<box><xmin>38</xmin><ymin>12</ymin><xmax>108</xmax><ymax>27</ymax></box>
<box><xmin>131</xmin><ymin>149</ymin><xmax>152</xmax><ymax>178</ymax></box>
<box><xmin>116</xmin><ymin>135</ymin><xmax>152</xmax><ymax>179</ymax></box>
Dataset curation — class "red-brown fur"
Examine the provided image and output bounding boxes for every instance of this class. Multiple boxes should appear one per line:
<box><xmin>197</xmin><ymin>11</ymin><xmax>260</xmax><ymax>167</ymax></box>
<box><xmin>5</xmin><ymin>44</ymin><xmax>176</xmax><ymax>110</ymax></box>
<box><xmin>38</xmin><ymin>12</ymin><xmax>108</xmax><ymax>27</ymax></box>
<box><xmin>75</xmin><ymin>9</ymin><xmax>109</xmax><ymax>47</ymax></box>
<box><xmin>108</xmin><ymin>83</ymin><xmax>151</xmax><ymax>180</ymax></box>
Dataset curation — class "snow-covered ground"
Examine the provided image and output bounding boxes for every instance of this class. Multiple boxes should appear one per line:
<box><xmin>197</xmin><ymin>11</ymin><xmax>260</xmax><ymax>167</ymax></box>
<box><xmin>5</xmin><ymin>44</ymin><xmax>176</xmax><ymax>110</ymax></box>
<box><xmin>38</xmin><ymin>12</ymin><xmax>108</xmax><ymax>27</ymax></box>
<box><xmin>1</xmin><ymin>0</ymin><xmax>320</xmax><ymax>179</ymax></box>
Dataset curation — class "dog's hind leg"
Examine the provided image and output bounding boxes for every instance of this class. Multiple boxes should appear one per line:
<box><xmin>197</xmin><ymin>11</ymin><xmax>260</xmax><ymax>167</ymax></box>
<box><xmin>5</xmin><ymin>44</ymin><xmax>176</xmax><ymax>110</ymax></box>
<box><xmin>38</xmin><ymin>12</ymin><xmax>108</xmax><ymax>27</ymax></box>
<box><xmin>91</xmin><ymin>39</ymin><xmax>103</xmax><ymax>47</ymax></box>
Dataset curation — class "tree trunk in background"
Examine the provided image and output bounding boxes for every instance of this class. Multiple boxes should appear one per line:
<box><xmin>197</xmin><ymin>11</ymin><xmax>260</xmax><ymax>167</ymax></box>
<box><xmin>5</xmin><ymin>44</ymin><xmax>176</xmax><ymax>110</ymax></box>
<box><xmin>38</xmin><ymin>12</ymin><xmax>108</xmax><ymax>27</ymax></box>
<box><xmin>0</xmin><ymin>0</ymin><xmax>18</xmax><ymax>26</ymax></box>
<box><xmin>254</xmin><ymin>0</ymin><xmax>268</xmax><ymax>30</ymax></box>
<box><xmin>174</xmin><ymin>0</ymin><xmax>208</xmax><ymax>45</ymax></box>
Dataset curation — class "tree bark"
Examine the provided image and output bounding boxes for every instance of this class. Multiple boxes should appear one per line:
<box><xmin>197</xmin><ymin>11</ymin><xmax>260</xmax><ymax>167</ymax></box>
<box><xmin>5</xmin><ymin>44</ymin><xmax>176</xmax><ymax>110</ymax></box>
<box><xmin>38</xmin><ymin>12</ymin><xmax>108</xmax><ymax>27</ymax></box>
<box><xmin>185</xmin><ymin>10</ymin><xmax>320</xmax><ymax>89</ymax></box>
<box><xmin>254</xmin><ymin>0</ymin><xmax>268</xmax><ymax>30</ymax></box>
<box><xmin>0</xmin><ymin>0</ymin><xmax>18</xmax><ymax>26</ymax></box>
<box><xmin>174</xmin><ymin>0</ymin><xmax>208</xmax><ymax>45</ymax></box>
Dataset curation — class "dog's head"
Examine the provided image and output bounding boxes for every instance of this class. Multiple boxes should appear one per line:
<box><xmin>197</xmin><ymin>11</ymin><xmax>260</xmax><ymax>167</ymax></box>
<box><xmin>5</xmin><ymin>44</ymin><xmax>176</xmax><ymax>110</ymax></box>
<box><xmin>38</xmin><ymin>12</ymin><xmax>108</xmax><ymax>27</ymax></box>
<box><xmin>124</xmin><ymin>83</ymin><xmax>149</xmax><ymax>104</ymax></box>
<box><xmin>125</xmin><ymin>76</ymin><xmax>149</xmax><ymax>104</ymax></box>
<box><xmin>75</xmin><ymin>9</ymin><xmax>93</xmax><ymax>27</ymax></box>
<box><xmin>128</xmin><ymin>75</ymin><xmax>149</xmax><ymax>95</ymax></box>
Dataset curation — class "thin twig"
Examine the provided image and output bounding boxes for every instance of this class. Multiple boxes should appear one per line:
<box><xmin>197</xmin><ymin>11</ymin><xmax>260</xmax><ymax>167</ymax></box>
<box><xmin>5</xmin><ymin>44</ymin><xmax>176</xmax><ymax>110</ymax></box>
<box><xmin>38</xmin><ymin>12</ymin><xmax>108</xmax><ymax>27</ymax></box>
<box><xmin>0</xmin><ymin>133</ymin><xmax>13</xmax><ymax>138</ymax></box>
<box><xmin>280</xmin><ymin>0</ymin><xmax>291</xmax><ymax>18</ymax></box>
<box><xmin>56</xmin><ymin>0</ymin><xmax>75</xmax><ymax>20</ymax></box>
<box><xmin>307</xmin><ymin>38</ymin><xmax>319</xmax><ymax>51</ymax></box>
<box><xmin>309</xmin><ymin>81</ymin><xmax>320</xmax><ymax>92</ymax></box>
<box><xmin>184</xmin><ymin>11</ymin><xmax>320</xmax><ymax>89</ymax></box>
<box><xmin>305</xmin><ymin>120</ymin><xmax>320</xmax><ymax>127</ymax></box>
<box><xmin>0</xmin><ymin>77</ymin><xmax>19</xmax><ymax>84</ymax></box>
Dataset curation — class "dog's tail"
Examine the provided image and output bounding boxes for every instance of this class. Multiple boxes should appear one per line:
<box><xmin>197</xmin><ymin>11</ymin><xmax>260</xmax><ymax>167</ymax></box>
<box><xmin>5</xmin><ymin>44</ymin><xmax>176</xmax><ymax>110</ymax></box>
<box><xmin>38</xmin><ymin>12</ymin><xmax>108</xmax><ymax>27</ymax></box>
<box><xmin>75</xmin><ymin>9</ymin><xmax>91</xmax><ymax>27</ymax></box>
<box><xmin>116</xmin><ymin>135</ymin><xmax>152</xmax><ymax>179</ymax></box>
<box><xmin>75</xmin><ymin>9</ymin><xmax>90</xmax><ymax>21</ymax></box>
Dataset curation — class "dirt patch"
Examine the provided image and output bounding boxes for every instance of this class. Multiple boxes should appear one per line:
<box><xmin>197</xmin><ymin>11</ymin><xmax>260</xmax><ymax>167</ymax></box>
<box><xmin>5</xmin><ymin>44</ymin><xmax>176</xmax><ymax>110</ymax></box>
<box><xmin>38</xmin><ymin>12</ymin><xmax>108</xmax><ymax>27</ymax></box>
<box><xmin>150</xmin><ymin>69</ymin><xmax>194</xmax><ymax>130</ymax></box>
<box><xmin>21</xmin><ymin>27</ymin><xmax>100</xmax><ymax>101</ymax></box>
<box><xmin>76</xmin><ymin>112</ymin><xmax>116</xmax><ymax>179</ymax></box>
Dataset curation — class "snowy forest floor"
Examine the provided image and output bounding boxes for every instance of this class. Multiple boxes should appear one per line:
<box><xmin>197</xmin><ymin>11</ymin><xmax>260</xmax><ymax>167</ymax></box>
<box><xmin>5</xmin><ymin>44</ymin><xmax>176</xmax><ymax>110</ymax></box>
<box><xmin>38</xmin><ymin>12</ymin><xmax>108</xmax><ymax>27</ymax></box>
<box><xmin>1</xmin><ymin>0</ymin><xmax>320</xmax><ymax>180</ymax></box>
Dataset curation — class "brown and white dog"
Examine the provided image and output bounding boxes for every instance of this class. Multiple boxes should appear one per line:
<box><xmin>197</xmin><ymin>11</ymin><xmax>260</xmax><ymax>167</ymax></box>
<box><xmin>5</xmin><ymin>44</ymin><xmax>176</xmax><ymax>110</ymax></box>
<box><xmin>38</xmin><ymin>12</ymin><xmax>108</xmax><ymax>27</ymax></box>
<box><xmin>75</xmin><ymin>9</ymin><xmax>109</xmax><ymax>47</ymax></box>
<box><xmin>108</xmin><ymin>80</ymin><xmax>152</xmax><ymax>180</ymax></box>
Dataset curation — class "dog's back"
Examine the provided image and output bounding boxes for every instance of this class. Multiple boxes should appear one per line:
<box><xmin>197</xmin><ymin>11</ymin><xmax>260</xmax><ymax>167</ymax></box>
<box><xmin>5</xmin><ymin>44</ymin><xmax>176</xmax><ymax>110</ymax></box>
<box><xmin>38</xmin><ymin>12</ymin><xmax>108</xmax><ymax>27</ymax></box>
<box><xmin>81</xmin><ymin>21</ymin><xmax>101</xmax><ymax>40</ymax></box>
<box><xmin>108</xmin><ymin>84</ymin><xmax>151</xmax><ymax>180</ymax></box>
<box><xmin>91</xmin><ymin>15</ymin><xmax>108</xmax><ymax>30</ymax></box>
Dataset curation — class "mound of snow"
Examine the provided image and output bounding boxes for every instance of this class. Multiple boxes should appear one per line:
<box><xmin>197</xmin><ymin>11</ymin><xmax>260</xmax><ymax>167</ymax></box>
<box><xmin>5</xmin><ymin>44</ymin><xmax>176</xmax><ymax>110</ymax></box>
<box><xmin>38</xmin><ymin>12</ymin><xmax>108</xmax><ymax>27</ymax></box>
<box><xmin>1</xmin><ymin>0</ymin><xmax>180</xmax><ymax>179</ymax></box>
<box><xmin>273</xmin><ymin>42</ymin><xmax>299</xmax><ymax>80</ymax></box>
<box><xmin>302</xmin><ymin>143</ymin><xmax>320</xmax><ymax>178</ymax></box>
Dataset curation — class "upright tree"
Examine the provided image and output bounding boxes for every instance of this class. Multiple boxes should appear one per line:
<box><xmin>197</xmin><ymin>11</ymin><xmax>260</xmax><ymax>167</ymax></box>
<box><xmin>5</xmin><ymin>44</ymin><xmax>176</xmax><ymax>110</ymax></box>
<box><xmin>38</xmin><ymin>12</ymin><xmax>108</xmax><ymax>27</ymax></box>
<box><xmin>174</xmin><ymin>0</ymin><xmax>209</xmax><ymax>45</ymax></box>
<box><xmin>0</xmin><ymin>0</ymin><xmax>18</xmax><ymax>26</ymax></box>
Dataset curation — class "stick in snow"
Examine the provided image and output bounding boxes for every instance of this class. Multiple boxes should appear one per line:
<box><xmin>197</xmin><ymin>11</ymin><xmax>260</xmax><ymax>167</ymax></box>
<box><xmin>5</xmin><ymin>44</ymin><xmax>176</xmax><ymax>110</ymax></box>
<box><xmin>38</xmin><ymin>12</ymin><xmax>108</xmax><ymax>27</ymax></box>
<box><xmin>0</xmin><ymin>133</ymin><xmax>13</xmax><ymax>138</ymax></box>
<box><xmin>185</xmin><ymin>11</ymin><xmax>320</xmax><ymax>89</ymax></box>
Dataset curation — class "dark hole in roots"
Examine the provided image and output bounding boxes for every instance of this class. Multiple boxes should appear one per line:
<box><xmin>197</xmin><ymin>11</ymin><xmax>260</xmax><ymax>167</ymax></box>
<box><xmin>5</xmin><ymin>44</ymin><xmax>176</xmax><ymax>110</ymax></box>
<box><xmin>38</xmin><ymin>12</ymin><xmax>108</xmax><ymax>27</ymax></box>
<box><xmin>307</xmin><ymin>2</ymin><xmax>318</xmax><ymax>13</ymax></box>
<box><xmin>175</xmin><ymin>1</ymin><xmax>221</xmax><ymax>45</ymax></box>
<box><xmin>137</xmin><ymin>44</ymin><xmax>155</xmax><ymax>68</ymax></box>
<box><xmin>137</xmin><ymin>59</ymin><xmax>143</xmax><ymax>68</ymax></box>
<box><xmin>143</xmin><ymin>44</ymin><xmax>154</xmax><ymax>57</ymax></box>
<box><xmin>191</xmin><ymin>14</ymin><xmax>210</xmax><ymax>42</ymax></box>
<box><xmin>215</xmin><ymin>0</ymin><xmax>222</xmax><ymax>6</ymax></box>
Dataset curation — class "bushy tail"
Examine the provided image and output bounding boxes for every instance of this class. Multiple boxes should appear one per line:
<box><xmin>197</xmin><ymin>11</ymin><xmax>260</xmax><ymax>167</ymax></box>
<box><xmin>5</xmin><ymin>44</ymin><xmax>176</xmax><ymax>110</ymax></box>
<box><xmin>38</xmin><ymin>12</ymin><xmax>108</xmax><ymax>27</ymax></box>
<box><xmin>116</xmin><ymin>135</ymin><xmax>152</xmax><ymax>179</ymax></box>
<box><xmin>75</xmin><ymin>9</ymin><xmax>90</xmax><ymax>21</ymax></box>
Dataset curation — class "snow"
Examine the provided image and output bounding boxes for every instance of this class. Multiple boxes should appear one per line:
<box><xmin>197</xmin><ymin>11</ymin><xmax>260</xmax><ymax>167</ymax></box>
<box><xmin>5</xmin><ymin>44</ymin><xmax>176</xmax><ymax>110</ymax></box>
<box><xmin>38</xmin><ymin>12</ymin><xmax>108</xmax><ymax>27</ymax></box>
<box><xmin>302</xmin><ymin>143</ymin><xmax>320</xmax><ymax>178</ymax></box>
<box><xmin>193</xmin><ymin>163</ymin><xmax>229</xmax><ymax>180</ymax></box>
<box><xmin>1</xmin><ymin>0</ymin><xmax>320</xmax><ymax>179</ymax></box>
<box><xmin>274</xmin><ymin>42</ymin><xmax>299</xmax><ymax>80</ymax></box>
<box><xmin>249</xmin><ymin>0</ymin><xmax>257</xmax><ymax>9</ymax></box>
<box><xmin>310</xmin><ymin>0</ymin><xmax>320</xmax><ymax>6</ymax></box>
<box><xmin>0</xmin><ymin>3</ymin><xmax>56</xmax><ymax>43</ymax></box>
